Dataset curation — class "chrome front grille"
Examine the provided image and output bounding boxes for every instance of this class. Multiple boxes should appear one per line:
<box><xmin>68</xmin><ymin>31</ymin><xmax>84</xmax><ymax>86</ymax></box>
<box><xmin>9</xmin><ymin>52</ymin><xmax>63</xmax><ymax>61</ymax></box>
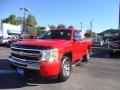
<box><xmin>11</xmin><ymin>47</ymin><xmax>41</xmax><ymax>61</ymax></box>
<box><xmin>12</xmin><ymin>53</ymin><xmax>40</xmax><ymax>61</ymax></box>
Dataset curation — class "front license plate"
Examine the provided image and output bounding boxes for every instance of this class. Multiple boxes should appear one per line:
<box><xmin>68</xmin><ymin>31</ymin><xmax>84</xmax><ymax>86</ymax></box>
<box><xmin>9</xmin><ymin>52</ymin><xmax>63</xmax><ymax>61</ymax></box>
<box><xmin>16</xmin><ymin>68</ymin><xmax>24</xmax><ymax>76</ymax></box>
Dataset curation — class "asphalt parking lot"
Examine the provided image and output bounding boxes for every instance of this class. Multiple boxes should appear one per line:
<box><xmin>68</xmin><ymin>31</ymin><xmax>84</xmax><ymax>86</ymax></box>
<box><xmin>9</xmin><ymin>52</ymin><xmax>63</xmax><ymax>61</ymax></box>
<box><xmin>0</xmin><ymin>46</ymin><xmax>120</xmax><ymax>90</ymax></box>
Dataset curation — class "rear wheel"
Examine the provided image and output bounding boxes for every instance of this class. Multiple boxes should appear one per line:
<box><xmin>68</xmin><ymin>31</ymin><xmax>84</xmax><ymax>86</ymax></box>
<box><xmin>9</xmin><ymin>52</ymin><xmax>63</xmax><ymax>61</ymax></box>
<box><xmin>58</xmin><ymin>56</ymin><xmax>72</xmax><ymax>82</ymax></box>
<box><xmin>82</xmin><ymin>49</ymin><xmax>90</xmax><ymax>63</ymax></box>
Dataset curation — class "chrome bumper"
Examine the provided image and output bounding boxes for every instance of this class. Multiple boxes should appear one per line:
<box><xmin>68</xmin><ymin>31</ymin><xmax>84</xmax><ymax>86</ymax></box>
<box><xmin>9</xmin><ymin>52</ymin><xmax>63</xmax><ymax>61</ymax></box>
<box><xmin>111</xmin><ymin>49</ymin><xmax>120</xmax><ymax>52</ymax></box>
<box><xmin>8</xmin><ymin>56</ymin><xmax>40</xmax><ymax>70</ymax></box>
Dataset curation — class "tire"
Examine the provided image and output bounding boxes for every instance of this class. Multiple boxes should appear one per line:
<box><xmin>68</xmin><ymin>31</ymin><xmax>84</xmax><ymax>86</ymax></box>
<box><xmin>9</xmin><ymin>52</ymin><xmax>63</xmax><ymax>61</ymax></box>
<box><xmin>58</xmin><ymin>56</ymin><xmax>72</xmax><ymax>82</ymax></box>
<box><xmin>82</xmin><ymin>49</ymin><xmax>90</xmax><ymax>63</ymax></box>
<box><xmin>100</xmin><ymin>41</ymin><xmax>103</xmax><ymax>46</ymax></box>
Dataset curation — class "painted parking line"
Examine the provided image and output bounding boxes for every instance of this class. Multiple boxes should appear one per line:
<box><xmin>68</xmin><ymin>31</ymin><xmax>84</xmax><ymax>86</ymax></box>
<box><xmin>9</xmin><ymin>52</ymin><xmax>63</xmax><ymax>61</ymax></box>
<box><xmin>0</xmin><ymin>70</ymin><xmax>16</xmax><ymax>74</ymax></box>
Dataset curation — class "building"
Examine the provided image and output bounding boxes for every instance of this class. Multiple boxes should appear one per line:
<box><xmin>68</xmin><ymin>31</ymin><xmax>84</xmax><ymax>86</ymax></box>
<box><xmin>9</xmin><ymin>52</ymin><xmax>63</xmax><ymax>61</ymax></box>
<box><xmin>97</xmin><ymin>29</ymin><xmax>120</xmax><ymax>42</ymax></box>
<box><xmin>0</xmin><ymin>21</ymin><xmax>22</xmax><ymax>38</ymax></box>
<box><xmin>98</xmin><ymin>1</ymin><xmax>120</xmax><ymax>39</ymax></box>
<box><xmin>98</xmin><ymin>29</ymin><xmax>120</xmax><ymax>37</ymax></box>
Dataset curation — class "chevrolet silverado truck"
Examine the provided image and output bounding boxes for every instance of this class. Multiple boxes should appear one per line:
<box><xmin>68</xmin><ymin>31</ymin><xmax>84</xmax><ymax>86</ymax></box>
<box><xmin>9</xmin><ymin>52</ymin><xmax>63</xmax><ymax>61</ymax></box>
<box><xmin>8</xmin><ymin>29</ymin><xmax>92</xmax><ymax>81</ymax></box>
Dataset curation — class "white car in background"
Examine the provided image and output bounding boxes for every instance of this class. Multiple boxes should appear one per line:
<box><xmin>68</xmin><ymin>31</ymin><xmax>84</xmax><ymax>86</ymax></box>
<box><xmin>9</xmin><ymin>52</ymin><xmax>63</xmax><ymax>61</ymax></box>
<box><xmin>92</xmin><ymin>38</ymin><xmax>104</xmax><ymax>47</ymax></box>
<box><xmin>0</xmin><ymin>36</ymin><xmax>18</xmax><ymax>45</ymax></box>
<box><xmin>0</xmin><ymin>36</ymin><xmax>10</xmax><ymax>44</ymax></box>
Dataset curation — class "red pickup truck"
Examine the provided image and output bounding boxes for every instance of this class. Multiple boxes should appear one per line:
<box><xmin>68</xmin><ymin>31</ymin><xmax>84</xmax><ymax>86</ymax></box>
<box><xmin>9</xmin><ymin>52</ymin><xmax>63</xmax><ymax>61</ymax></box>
<box><xmin>8</xmin><ymin>29</ymin><xmax>92</xmax><ymax>81</ymax></box>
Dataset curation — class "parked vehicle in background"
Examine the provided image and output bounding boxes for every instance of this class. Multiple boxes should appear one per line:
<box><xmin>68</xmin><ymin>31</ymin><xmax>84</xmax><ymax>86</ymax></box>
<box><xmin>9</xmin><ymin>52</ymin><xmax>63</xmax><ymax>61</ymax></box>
<box><xmin>92</xmin><ymin>38</ymin><xmax>104</xmax><ymax>47</ymax></box>
<box><xmin>8</xmin><ymin>28</ymin><xmax>92</xmax><ymax>81</ymax></box>
<box><xmin>107</xmin><ymin>36</ymin><xmax>120</xmax><ymax>52</ymax></box>
<box><xmin>0</xmin><ymin>36</ymin><xmax>19</xmax><ymax>46</ymax></box>
<box><xmin>6</xmin><ymin>36</ymin><xmax>19</xmax><ymax>45</ymax></box>
<box><xmin>0</xmin><ymin>36</ymin><xmax>10</xmax><ymax>45</ymax></box>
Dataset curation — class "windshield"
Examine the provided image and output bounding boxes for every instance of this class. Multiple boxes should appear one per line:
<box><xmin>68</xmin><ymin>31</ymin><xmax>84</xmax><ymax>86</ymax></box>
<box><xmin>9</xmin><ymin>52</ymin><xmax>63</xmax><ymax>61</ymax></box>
<box><xmin>38</xmin><ymin>30</ymin><xmax>71</xmax><ymax>40</ymax></box>
<box><xmin>109</xmin><ymin>36</ymin><xmax>120</xmax><ymax>41</ymax></box>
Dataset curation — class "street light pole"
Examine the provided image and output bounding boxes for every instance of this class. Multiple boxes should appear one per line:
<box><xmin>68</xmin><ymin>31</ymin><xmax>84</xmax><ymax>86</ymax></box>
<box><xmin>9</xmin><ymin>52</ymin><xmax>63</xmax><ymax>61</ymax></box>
<box><xmin>80</xmin><ymin>22</ymin><xmax>82</xmax><ymax>30</ymax></box>
<box><xmin>20</xmin><ymin>7</ymin><xmax>30</xmax><ymax>35</ymax></box>
<box><xmin>118</xmin><ymin>0</ymin><xmax>120</xmax><ymax>29</ymax></box>
<box><xmin>90</xmin><ymin>19</ymin><xmax>93</xmax><ymax>31</ymax></box>
<box><xmin>90</xmin><ymin>19</ymin><xmax>93</xmax><ymax>38</ymax></box>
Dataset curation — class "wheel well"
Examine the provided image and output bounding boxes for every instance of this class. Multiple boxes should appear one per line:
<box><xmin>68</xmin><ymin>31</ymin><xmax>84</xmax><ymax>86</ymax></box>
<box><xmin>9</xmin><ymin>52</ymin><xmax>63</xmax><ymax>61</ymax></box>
<box><xmin>62</xmin><ymin>52</ymin><xmax>72</xmax><ymax>61</ymax></box>
<box><xmin>88</xmin><ymin>45</ymin><xmax>91</xmax><ymax>51</ymax></box>
<box><xmin>87</xmin><ymin>45</ymin><xmax>92</xmax><ymax>56</ymax></box>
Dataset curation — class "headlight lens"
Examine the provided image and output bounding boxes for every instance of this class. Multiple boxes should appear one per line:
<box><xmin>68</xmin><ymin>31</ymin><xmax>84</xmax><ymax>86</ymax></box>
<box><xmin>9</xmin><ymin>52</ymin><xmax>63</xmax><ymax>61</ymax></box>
<box><xmin>41</xmin><ymin>49</ymin><xmax>59</xmax><ymax>62</ymax></box>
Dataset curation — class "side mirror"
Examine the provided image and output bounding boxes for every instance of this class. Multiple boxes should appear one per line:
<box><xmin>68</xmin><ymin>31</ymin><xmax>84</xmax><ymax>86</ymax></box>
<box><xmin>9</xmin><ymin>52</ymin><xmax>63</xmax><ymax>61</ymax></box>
<box><xmin>73</xmin><ymin>36</ymin><xmax>82</xmax><ymax>41</ymax></box>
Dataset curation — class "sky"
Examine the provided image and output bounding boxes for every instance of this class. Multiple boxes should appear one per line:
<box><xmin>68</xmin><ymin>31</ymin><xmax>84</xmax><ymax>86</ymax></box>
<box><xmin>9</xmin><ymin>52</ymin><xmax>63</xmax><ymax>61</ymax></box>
<box><xmin>0</xmin><ymin>0</ymin><xmax>119</xmax><ymax>33</ymax></box>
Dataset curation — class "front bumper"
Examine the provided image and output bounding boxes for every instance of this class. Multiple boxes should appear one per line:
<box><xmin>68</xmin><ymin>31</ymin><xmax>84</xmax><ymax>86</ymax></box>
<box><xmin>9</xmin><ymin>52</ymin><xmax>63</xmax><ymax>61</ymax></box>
<box><xmin>8</xmin><ymin>56</ymin><xmax>40</xmax><ymax>70</ymax></box>
<box><xmin>109</xmin><ymin>45</ymin><xmax>120</xmax><ymax>52</ymax></box>
<box><xmin>111</xmin><ymin>48</ymin><xmax>120</xmax><ymax>52</ymax></box>
<box><xmin>8</xmin><ymin>56</ymin><xmax>61</xmax><ymax>77</ymax></box>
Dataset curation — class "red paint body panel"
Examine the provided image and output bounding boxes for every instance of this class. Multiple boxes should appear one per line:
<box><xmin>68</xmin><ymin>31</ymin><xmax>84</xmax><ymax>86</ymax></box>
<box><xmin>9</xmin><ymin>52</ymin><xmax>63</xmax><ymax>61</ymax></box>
<box><xmin>40</xmin><ymin>61</ymin><xmax>61</xmax><ymax>77</ymax></box>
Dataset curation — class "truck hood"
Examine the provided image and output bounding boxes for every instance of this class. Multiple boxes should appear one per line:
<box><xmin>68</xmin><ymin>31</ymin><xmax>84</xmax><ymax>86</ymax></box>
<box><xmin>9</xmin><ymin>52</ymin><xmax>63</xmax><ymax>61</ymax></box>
<box><xmin>14</xmin><ymin>39</ymin><xmax>71</xmax><ymax>48</ymax></box>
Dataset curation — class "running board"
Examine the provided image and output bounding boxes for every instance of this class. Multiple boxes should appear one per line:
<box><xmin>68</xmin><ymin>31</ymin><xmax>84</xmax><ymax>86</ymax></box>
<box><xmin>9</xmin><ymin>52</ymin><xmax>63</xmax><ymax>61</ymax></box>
<box><xmin>72</xmin><ymin>60</ymin><xmax>81</xmax><ymax>67</ymax></box>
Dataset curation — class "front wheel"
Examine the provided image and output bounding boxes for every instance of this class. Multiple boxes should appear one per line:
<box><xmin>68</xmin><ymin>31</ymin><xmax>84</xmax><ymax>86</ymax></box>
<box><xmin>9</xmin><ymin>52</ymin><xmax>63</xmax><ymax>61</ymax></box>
<box><xmin>58</xmin><ymin>56</ymin><xmax>72</xmax><ymax>82</ymax></box>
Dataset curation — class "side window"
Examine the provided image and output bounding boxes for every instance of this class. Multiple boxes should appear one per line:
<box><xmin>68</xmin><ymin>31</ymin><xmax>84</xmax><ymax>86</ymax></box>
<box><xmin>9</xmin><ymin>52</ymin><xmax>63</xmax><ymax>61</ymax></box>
<box><xmin>73</xmin><ymin>31</ymin><xmax>81</xmax><ymax>41</ymax></box>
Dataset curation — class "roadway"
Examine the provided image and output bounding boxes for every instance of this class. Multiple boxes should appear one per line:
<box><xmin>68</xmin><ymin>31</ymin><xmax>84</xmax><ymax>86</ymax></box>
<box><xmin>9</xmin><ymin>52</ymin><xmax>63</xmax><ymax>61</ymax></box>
<box><xmin>0</xmin><ymin>46</ymin><xmax>120</xmax><ymax>90</ymax></box>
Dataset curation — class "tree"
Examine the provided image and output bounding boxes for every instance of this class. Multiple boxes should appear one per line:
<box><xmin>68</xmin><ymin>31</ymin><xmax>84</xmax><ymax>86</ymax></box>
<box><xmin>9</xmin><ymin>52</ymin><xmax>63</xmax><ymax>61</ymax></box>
<box><xmin>26</xmin><ymin>14</ymin><xmax>37</xmax><ymax>35</ymax></box>
<box><xmin>40</xmin><ymin>26</ymin><xmax>46</xmax><ymax>30</ymax></box>
<box><xmin>17</xmin><ymin>16</ymin><xmax>23</xmax><ymax>25</ymax></box>
<box><xmin>57</xmin><ymin>24</ymin><xmax>66</xmax><ymax>29</ymax></box>
<box><xmin>2</xmin><ymin>14</ymin><xmax>22</xmax><ymax>25</ymax></box>
<box><xmin>68</xmin><ymin>25</ymin><xmax>74</xmax><ymax>29</ymax></box>
<box><xmin>84</xmin><ymin>33</ymin><xmax>91</xmax><ymax>38</ymax></box>
<box><xmin>36</xmin><ymin>26</ymin><xmax>47</xmax><ymax>36</ymax></box>
<box><xmin>26</xmin><ymin>14</ymin><xmax>37</xmax><ymax>27</ymax></box>
<box><xmin>49</xmin><ymin>25</ymin><xmax>56</xmax><ymax>30</ymax></box>
<box><xmin>92</xmin><ymin>32</ymin><xmax>97</xmax><ymax>38</ymax></box>
<box><xmin>84</xmin><ymin>30</ymin><xmax>96</xmax><ymax>38</ymax></box>
<box><xmin>36</xmin><ymin>26</ymin><xmax>43</xmax><ymax>35</ymax></box>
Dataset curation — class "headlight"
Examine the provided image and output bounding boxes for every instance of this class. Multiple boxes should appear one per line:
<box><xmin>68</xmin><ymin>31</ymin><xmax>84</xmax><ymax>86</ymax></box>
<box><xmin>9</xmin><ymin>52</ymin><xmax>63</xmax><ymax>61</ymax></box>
<box><xmin>41</xmin><ymin>48</ymin><xmax>59</xmax><ymax>62</ymax></box>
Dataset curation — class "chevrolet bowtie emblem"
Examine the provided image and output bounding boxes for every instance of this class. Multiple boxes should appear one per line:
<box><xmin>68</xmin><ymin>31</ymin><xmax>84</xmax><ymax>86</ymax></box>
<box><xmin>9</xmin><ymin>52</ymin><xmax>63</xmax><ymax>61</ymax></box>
<box><xmin>18</xmin><ymin>51</ymin><xmax>25</xmax><ymax>55</ymax></box>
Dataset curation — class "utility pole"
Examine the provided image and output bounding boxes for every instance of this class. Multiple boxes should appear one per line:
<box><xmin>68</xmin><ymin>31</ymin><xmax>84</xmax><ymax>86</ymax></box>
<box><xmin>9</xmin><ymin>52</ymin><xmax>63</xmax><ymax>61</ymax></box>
<box><xmin>0</xmin><ymin>19</ymin><xmax>2</xmax><ymax>36</ymax></box>
<box><xmin>80</xmin><ymin>22</ymin><xmax>82</xmax><ymax>30</ymax></box>
<box><xmin>118</xmin><ymin>0</ymin><xmax>120</xmax><ymax>29</ymax></box>
<box><xmin>90</xmin><ymin>19</ymin><xmax>93</xmax><ymax>31</ymax></box>
<box><xmin>90</xmin><ymin>19</ymin><xmax>93</xmax><ymax>38</ymax></box>
<box><xmin>20</xmin><ymin>7</ymin><xmax>30</xmax><ymax>35</ymax></box>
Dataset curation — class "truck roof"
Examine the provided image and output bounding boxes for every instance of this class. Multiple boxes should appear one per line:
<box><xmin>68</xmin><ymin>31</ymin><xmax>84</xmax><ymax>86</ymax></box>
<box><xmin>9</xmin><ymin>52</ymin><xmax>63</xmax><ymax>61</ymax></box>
<box><xmin>51</xmin><ymin>28</ymin><xmax>79</xmax><ymax>31</ymax></box>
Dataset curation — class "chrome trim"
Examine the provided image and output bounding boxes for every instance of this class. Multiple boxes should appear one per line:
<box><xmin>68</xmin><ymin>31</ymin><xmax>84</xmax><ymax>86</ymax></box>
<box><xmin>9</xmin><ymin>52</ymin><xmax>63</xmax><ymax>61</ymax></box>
<box><xmin>11</xmin><ymin>50</ymin><xmax>40</xmax><ymax>57</ymax></box>
<box><xmin>111</xmin><ymin>49</ymin><xmax>120</xmax><ymax>51</ymax></box>
<box><xmin>8</xmin><ymin>56</ymin><xmax>40</xmax><ymax>70</ymax></box>
<box><xmin>11</xmin><ymin>47</ymin><xmax>41</xmax><ymax>52</ymax></box>
<box><xmin>12</xmin><ymin>56</ymin><xmax>40</xmax><ymax>63</ymax></box>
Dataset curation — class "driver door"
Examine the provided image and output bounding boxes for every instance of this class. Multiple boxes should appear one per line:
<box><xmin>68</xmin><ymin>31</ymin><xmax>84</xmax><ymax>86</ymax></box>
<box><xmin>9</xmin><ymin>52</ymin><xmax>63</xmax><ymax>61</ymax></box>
<box><xmin>72</xmin><ymin>31</ymin><xmax>83</xmax><ymax>61</ymax></box>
